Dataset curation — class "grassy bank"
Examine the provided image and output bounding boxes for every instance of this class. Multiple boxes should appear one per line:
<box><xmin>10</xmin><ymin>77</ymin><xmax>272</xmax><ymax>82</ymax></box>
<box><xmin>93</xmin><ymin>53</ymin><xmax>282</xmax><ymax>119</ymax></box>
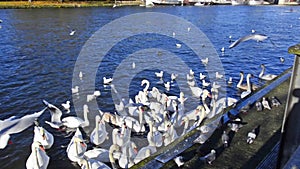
<box><xmin>0</xmin><ymin>1</ymin><xmax>142</xmax><ymax>9</ymax></box>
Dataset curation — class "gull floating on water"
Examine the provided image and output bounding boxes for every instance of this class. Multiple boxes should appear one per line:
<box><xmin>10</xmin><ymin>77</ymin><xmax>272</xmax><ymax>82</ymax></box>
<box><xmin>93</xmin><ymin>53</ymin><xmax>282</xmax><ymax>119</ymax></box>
<box><xmin>229</xmin><ymin>34</ymin><xmax>270</xmax><ymax>49</ymax></box>
<box><xmin>69</xmin><ymin>29</ymin><xmax>76</xmax><ymax>36</ymax></box>
<box><xmin>62</xmin><ymin>101</ymin><xmax>71</xmax><ymax>113</ymax></box>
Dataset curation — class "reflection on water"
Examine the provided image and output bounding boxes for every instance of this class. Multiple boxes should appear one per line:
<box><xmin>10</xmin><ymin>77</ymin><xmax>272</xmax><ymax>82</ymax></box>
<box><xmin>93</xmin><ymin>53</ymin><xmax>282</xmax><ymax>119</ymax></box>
<box><xmin>0</xmin><ymin>5</ymin><xmax>299</xmax><ymax>169</ymax></box>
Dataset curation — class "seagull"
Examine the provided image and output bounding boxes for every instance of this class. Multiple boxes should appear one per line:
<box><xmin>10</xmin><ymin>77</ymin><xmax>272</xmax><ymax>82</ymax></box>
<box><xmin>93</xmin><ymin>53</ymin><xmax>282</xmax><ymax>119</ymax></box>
<box><xmin>221</xmin><ymin>131</ymin><xmax>229</xmax><ymax>148</ymax></box>
<box><xmin>255</xmin><ymin>101</ymin><xmax>263</xmax><ymax>112</ymax></box>
<box><xmin>132</xmin><ymin>62</ymin><xmax>136</xmax><ymax>69</ymax></box>
<box><xmin>280</xmin><ymin>57</ymin><xmax>285</xmax><ymax>63</ymax></box>
<box><xmin>251</xmin><ymin>29</ymin><xmax>256</xmax><ymax>33</ymax></box>
<box><xmin>171</xmin><ymin>73</ymin><xmax>178</xmax><ymax>82</ymax></box>
<box><xmin>228</xmin><ymin>77</ymin><xmax>233</xmax><ymax>85</ymax></box>
<box><xmin>221</xmin><ymin>47</ymin><xmax>225</xmax><ymax>53</ymax></box>
<box><xmin>172</xmin><ymin>32</ymin><xmax>176</xmax><ymax>38</ymax></box>
<box><xmin>204</xmin><ymin>149</ymin><xmax>216</xmax><ymax>165</ymax></box>
<box><xmin>174</xmin><ymin>156</ymin><xmax>184</xmax><ymax>167</ymax></box>
<box><xmin>271</xmin><ymin>96</ymin><xmax>281</xmax><ymax>107</ymax></box>
<box><xmin>228</xmin><ymin>35</ymin><xmax>233</xmax><ymax>43</ymax></box>
<box><xmin>79</xmin><ymin>71</ymin><xmax>83</xmax><ymax>80</ymax></box>
<box><xmin>103</xmin><ymin>77</ymin><xmax>113</xmax><ymax>85</ymax></box>
<box><xmin>187</xmin><ymin>27</ymin><xmax>191</xmax><ymax>32</ymax></box>
<box><xmin>69</xmin><ymin>29</ymin><xmax>76</xmax><ymax>36</ymax></box>
<box><xmin>229</xmin><ymin>34</ymin><xmax>270</xmax><ymax>49</ymax></box>
<box><xmin>247</xmin><ymin>129</ymin><xmax>257</xmax><ymax>144</ymax></box>
<box><xmin>71</xmin><ymin>86</ymin><xmax>79</xmax><ymax>94</ymax></box>
<box><xmin>164</xmin><ymin>82</ymin><xmax>170</xmax><ymax>91</ymax></box>
<box><xmin>155</xmin><ymin>70</ymin><xmax>164</xmax><ymax>79</ymax></box>
<box><xmin>215</xmin><ymin>72</ymin><xmax>223</xmax><ymax>79</ymax></box>
<box><xmin>247</xmin><ymin>125</ymin><xmax>260</xmax><ymax>144</ymax></box>
<box><xmin>201</xmin><ymin>57</ymin><xmax>208</xmax><ymax>66</ymax></box>
<box><xmin>202</xmin><ymin>79</ymin><xmax>210</xmax><ymax>87</ymax></box>
<box><xmin>176</xmin><ymin>43</ymin><xmax>182</xmax><ymax>48</ymax></box>
<box><xmin>262</xmin><ymin>97</ymin><xmax>271</xmax><ymax>110</ymax></box>
<box><xmin>200</xmin><ymin>73</ymin><xmax>206</xmax><ymax>80</ymax></box>
<box><xmin>61</xmin><ymin>101</ymin><xmax>71</xmax><ymax>113</ymax></box>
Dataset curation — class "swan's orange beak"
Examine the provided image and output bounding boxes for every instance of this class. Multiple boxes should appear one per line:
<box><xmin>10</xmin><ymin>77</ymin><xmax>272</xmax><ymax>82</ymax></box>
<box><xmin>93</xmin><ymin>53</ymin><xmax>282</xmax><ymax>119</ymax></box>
<box><xmin>80</xmin><ymin>142</ymin><xmax>86</xmax><ymax>148</ymax></box>
<box><xmin>134</xmin><ymin>148</ymin><xmax>138</xmax><ymax>154</ymax></box>
<box><xmin>208</xmin><ymin>93</ymin><xmax>212</xmax><ymax>98</ymax></box>
<box><xmin>39</xmin><ymin>145</ymin><xmax>45</xmax><ymax>152</ymax></box>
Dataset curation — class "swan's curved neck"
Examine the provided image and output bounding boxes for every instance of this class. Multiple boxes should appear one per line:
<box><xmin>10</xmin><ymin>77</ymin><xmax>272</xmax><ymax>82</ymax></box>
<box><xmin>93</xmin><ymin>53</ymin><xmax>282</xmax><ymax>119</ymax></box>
<box><xmin>83</xmin><ymin>109</ymin><xmax>89</xmax><ymax>126</ymax></box>
<box><xmin>95</xmin><ymin>119</ymin><xmax>99</xmax><ymax>142</ymax></box>
<box><xmin>143</xmin><ymin>80</ymin><xmax>150</xmax><ymax>92</ymax></box>
<box><xmin>237</xmin><ymin>73</ymin><xmax>244</xmax><ymax>87</ymax></box>
<box><xmin>33</xmin><ymin>146</ymin><xmax>40</xmax><ymax>168</ymax></box>
<box><xmin>259</xmin><ymin>66</ymin><xmax>265</xmax><ymax>78</ymax></box>
<box><xmin>246</xmin><ymin>75</ymin><xmax>251</xmax><ymax>91</ymax></box>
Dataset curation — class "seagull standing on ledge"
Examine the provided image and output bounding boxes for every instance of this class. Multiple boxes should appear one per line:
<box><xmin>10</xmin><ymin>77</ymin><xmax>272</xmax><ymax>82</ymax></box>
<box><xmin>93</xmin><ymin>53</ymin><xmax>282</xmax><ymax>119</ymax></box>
<box><xmin>174</xmin><ymin>156</ymin><xmax>184</xmax><ymax>167</ymax></box>
<box><xmin>262</xmin><ymin>97</ymin><xmax>271</xmax><ymax>110</ymax></box>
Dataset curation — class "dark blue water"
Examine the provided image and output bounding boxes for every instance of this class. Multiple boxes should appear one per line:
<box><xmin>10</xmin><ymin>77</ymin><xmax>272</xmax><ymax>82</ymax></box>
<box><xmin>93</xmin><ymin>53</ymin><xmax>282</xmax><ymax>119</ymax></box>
<box><xmin>0</xmin><ymin>5</ymin><xmax>299</xmax><ymax>169</ymax></box>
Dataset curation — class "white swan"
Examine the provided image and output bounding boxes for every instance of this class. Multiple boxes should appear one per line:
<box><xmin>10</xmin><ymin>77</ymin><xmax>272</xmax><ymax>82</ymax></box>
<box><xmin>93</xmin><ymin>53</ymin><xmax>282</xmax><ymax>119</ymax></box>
<box><xmin>180</xmin><ymin>116</ymin><xmax>189</xmax><ymax>136</ymax></box>
<box><xmin>118</xmin><ymin>141</ymin><xmax>137</xmax><ymax>168</ymax></box>
<box><xmin>189</xmin><ymin>86</ymin><xmax>203</xmax><ymax>98</ymax></box>
<box><xmin>77</xmin><ymin>157</ymin><xmax>111</xmax><ymax>169</ymax></box>
<box><xmin>26</xmin><ymin>141</ymin><xmax>50</xmax><ymax>169</ymax></box>
<box><xmin>112</xmin><ymin>126</ymin><xmax>131</xmax><ymax>147</ymax></box>
<box><xmin>147</xmin><ymin>120</ymin><xmax>163</xmax><ymax>147</ymax></box>
<box><xmin>0</xmin><ymin>108</ymin><xmax>47</xmax><ymax>149</ymax></box>
<box><xmin>44</xmin><ymin>100</ymin><xmax>89</xmax><ymax>129</ymax></box>
<box><xmin>241</xmin><ymin>74</ymin><xmax>253</xmax><ymax>99</ymax></box>
<box><xmin>90</xmin><ymin>115</ymin><xmax>108</xmax><ymax>146</ymax></box>
<box><xmin>163</xmin><ymin>121</ymin><xmax>178</xmax><ymax>146</ymax></box>
<box><xmin>109</xmin><ymin>144</ymin><xmax>122</xmax><ymax>169</ymax></box>
<box><xmin>133</xmin><ymin>139</ymin><xmax>157</xmax><ymax>164</ymax></box>
<box><xmin>33</xmin><ymin>126</ymin><xmax>54</xmax><ymax>149</ymax></box>
<box><xmin>259</xmin><ymin>64</ymin><xmax>277</xmax><ymax>81</ymax></box>
<box><xmin>83</xmin><ymin>147</ymin><xmax>110</xmax><ymax>163</ymax></box>
<box><xmin>66</xmin><ymin>135</ymin><xmax>87</xmax><ymax>163</ymax></box>
<box><xmin>237</xmin><ymin>72</ymin><xmax>258</xmax><ymax>91</ymax></box>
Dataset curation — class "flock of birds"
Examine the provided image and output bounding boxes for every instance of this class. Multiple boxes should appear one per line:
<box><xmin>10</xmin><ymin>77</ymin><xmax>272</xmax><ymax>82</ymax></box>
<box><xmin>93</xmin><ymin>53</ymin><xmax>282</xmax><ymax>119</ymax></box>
<box><xmin>0</xmin><ymin>27</ymin><xmax>284</xmax><ymax>169</ymax></box>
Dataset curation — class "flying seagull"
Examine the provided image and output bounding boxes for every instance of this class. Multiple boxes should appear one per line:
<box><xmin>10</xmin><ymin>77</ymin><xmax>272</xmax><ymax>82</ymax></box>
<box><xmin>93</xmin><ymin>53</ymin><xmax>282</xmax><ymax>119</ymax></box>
<box><xmin>229</xmin><ymin>34</ymin><xmax>273</xmax><ymax>49</ymax></box>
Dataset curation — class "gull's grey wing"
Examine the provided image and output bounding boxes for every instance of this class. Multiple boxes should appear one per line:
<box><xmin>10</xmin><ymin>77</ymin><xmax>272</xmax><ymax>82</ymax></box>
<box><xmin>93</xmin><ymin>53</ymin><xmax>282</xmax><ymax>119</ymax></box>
<box><xmin>229</xmin><ymin>34</ymin><xmax>256</xmax><ymax>49</ymax></box>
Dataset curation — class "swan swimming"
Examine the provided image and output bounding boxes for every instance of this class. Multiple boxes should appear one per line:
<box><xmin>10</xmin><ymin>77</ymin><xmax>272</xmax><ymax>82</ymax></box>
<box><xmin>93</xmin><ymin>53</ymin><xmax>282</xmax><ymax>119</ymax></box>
<box><xmin>26</xmin><ymin>141</ymin><xmax>50</xmax><ymax>169</ymax></box>
<box><xmin>229</xmin><ymin>34</ymin><xmax>270</xmax><ymax>49</ymax></box>
<box><xmin>90</xmin><ymin>115</ymin><xmax>108</xmax><ymax>146</ymax></box>
<box><xmin>33</xmin><ymin>126</ymin><xmax>54</xmax><ymax>149</ymax></box>
<box><xmin>67</xmin><ymin>130</ymin><xmax>87</xmax><ymax>163</ymax></box>
<box><xmin>43</xmin><ymin>100</ymin><xmax>90</xmax><ymax>129</ymax></box>
<box><xmin>259</xmin><ymin>64</ymin><xmax>277</xmax><ymax>81</ymax></box>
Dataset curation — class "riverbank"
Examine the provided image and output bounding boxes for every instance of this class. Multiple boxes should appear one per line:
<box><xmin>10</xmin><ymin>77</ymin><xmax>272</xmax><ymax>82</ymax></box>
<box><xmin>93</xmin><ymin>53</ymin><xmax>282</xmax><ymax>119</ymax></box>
<box><xmin>0</xmin><ymin>1</ymin><xmax>142</xmax><ymax>9</ymax></box>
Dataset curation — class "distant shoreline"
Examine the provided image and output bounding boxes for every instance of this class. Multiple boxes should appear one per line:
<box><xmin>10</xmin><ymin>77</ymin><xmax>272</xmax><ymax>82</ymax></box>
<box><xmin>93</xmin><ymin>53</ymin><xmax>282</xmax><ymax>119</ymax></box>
<box><xmin>0</xmin><ymin>1</ymin><xmax>142</xmax><ymax>9</ymax></box>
